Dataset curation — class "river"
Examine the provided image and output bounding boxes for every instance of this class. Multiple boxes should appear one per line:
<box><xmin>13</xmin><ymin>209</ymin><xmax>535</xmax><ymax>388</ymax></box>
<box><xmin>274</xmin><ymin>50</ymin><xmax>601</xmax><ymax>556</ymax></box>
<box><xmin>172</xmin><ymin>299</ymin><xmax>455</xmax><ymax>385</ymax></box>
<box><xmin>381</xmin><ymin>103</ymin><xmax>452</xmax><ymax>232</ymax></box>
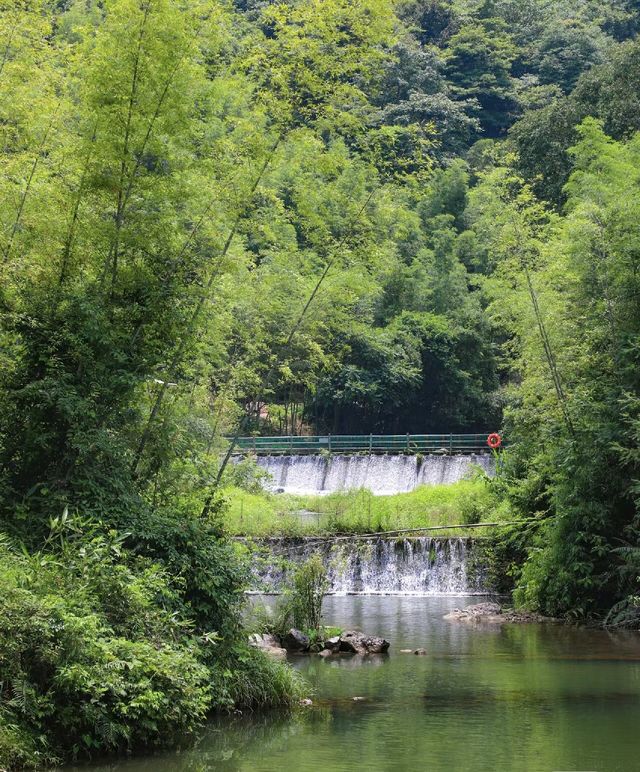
<box><xmin>66</xmin><ymin>595</ymin><xmax>640</xmax><ymax>772</ymax></box>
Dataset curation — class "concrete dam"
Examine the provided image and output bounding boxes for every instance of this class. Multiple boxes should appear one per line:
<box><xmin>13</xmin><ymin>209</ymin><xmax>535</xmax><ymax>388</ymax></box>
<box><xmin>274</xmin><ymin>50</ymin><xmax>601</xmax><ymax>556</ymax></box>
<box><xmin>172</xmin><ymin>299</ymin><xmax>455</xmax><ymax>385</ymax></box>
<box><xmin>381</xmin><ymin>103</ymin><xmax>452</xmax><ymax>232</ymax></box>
<box><xmin>254</xmin><ymin>452</ymin><xmax>494</xmax><ymax>496</ymax></box>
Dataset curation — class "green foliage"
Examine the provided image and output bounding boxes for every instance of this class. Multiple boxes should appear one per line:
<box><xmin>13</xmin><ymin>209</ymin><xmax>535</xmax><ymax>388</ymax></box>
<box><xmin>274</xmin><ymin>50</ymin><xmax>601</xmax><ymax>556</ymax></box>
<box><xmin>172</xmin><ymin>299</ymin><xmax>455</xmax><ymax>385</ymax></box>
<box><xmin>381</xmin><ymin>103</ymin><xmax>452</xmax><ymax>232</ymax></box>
<box><xmin>444</xmin><ymin>19</ymin><xmax>518</xmax><ymax>137</ymax></box>
<box><xmin>227</xmin><ymin>454</ymin><xmax>273</xmax><ymax>494</ymax></box>
<box><xmin>511</xmin><ymin>39</ymin><xmax>640</xmax><ymax>204</ymax></box>
<box><xmin>0</xmin><ymin>532</ymin><xmax>210</xmax><ymax>768</ymax></box>
<box><xmin>485</xmin><ymin>121</ymin><xmax>640</xmax><ymax>619</ymax></box>
<box><xmin>121</xmin><ymin>505</ymin><xmax>247</xmax><ymax>636</ymax></box>
<box><xmin>3</xmin><ymin>0</ymin><xmax>640</xmax><ymax>765</ymax></box>
<box><xmin>0</xmin><ymin>514</ymin><xmax>308</xmax><ymax>769</ymax></box>
<box><xmin>534</xmin><ymin>20</ymin><xmax>607</xmax><ymax>93</ymax></box>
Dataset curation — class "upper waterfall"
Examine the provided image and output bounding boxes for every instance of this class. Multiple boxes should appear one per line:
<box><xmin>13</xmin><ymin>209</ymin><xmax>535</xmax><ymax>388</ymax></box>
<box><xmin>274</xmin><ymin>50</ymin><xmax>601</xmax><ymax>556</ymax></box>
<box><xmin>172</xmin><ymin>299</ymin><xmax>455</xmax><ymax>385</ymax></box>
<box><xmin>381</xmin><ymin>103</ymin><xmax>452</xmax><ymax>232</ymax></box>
<box><xmin>254</xmin><ymin>453</ymin><xmax>494</xmax><ymax>496</ymax></box>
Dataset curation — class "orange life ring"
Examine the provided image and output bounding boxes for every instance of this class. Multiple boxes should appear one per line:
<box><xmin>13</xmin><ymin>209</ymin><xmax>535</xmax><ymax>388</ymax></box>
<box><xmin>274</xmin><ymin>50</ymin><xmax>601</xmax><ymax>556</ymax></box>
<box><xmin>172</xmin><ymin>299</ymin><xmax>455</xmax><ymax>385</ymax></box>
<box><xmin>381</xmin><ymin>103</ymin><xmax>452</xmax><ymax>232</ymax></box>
<box><xmin>487</xmin><ymin>433</ymin><xmax>502</xmax><ymax>449</ymax></box>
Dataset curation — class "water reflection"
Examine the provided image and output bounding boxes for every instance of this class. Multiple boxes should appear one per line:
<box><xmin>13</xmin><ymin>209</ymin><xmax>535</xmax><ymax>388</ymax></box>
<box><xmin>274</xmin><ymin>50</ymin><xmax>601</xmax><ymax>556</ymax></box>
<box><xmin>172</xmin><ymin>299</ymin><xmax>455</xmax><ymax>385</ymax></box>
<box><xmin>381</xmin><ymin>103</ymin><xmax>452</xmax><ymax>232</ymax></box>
<box><xmin>67</xmin><ymin>596</ymin><xmax>640</xmax><ymax>772</ymax></box>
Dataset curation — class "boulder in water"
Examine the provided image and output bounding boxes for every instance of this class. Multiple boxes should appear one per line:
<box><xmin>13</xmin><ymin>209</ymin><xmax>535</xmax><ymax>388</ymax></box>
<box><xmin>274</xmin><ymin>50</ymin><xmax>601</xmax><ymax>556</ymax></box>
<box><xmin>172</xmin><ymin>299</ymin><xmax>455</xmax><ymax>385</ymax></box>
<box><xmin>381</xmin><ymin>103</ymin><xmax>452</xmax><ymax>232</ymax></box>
<box><xmin>282</xmin><ymin>628</ymin><xmax>311</xmax><ymax>652</ymax></box>
<box><xmin>339</xmin><ymin>631</ymin><xmax>390</xmax><ymax>655</ymax></box>
<box><xmin>324</xmin><ymin>635</ymin><xmax>341</xmax><ymax>652</ymax></box>
<box><xmin>414</xmin><ymin>648</ymin><xmax>427</xmax><ymax>656</ymax></box>
<box><xmin>248</xmin><ymin>633</ymin><xmax>288</xmax><ymax>659</ymax></box>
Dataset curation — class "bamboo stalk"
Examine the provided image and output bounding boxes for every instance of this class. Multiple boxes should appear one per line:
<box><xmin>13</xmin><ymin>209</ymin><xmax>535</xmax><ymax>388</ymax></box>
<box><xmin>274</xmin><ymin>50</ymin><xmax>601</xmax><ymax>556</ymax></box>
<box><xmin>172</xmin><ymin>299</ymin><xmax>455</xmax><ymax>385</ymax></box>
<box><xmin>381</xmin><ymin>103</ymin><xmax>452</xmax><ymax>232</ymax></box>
<box><xmin>107</xmin><ymin>0</ymin><xmax>152</xmax><ymax>298</ymax></box>
<box><xmin>57</xmin><ymin>123</ymin><xmax>98</xmax><ymax>288</ymax></box>
<box><xmin>2</xmin><ymin>109</ymin><xmax>58</xmax><ymax>265</ymax></box>
<box><xmin>520</xmin><ymin>253</ymin><xmax>575</xmax><ymax>437</ymax></box>
<box><xmin>0</xmin><ymin>15</ymin><xmax>18</xmax><ymax>81</ymax></box>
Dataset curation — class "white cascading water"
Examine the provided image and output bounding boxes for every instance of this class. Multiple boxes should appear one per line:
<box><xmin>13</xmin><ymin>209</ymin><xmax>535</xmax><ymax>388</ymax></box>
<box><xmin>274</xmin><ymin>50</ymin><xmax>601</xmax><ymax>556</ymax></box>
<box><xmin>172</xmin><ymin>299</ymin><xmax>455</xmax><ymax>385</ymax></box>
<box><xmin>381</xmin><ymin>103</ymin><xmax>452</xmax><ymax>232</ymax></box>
<box><xmin>254</xmin><ymin>453</ymin><xmax>494</xmax><ymax>495</ymax></box>
<box><xmin>248</xmin><ymin>537</ymin><xmax>489</xmax><ymax>595</ymax></box>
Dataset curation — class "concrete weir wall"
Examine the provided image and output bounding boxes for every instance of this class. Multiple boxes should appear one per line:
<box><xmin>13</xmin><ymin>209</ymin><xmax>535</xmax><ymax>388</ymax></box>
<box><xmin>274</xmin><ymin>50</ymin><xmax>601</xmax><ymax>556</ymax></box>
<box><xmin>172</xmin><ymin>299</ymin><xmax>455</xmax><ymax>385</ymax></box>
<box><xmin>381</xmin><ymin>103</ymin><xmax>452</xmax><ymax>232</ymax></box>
<box><xmin>247</xmin><ymin>536</ymin><xmax>489</xmax><ymax>595</ymax></box>
<box><xmin>253</xmin><ymin>453</ymin><xmax>494</xmax><ymax>496</ymax></box>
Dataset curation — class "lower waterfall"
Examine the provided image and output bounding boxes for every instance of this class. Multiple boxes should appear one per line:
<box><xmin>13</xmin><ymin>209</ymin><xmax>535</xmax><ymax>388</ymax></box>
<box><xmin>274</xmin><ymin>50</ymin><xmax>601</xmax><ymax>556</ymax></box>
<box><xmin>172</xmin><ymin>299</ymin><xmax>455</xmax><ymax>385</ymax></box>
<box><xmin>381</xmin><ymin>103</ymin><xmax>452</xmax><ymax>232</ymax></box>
<box><xmin>246</xmin><ymin>536</ymin><xmax>490</xmax><ymax>595</ymax></box>
<box><xmin>253</xmin><ymin>453</ymin><xmax>494</xmax><ymax>496</ymax></box>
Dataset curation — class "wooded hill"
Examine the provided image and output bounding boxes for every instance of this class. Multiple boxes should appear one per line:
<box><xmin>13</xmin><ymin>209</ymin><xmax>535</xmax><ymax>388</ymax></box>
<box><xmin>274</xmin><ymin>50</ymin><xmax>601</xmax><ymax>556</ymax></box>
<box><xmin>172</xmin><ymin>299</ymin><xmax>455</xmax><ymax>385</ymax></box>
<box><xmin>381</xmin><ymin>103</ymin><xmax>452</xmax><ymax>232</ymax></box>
<box><xmin>1</xmin><ymin>0</ymin><xmax>640</xmax><ymax>766</ymax></box>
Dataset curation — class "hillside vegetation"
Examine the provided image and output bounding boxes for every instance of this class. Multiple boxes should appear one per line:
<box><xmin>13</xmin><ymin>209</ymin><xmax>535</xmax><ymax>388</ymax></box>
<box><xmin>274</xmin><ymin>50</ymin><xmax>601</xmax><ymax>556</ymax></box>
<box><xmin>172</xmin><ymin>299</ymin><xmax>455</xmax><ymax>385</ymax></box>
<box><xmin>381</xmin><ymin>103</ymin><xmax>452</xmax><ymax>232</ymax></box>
<box><xmin>1</xmin><ymin>0</ymin><xmax>640</xmax><ymax>766</ymax></box>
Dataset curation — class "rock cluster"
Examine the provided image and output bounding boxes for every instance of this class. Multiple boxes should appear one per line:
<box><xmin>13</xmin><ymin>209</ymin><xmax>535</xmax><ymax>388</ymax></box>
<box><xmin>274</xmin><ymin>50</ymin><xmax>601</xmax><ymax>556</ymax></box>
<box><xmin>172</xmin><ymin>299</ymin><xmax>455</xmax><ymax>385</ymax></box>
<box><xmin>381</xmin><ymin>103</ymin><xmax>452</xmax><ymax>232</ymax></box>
<box><xmin>337</xmin><ymin>631</ymin><xmax>390</xmax><ymax>655</ymax></box>
<box><xmin>249</xmin><ymin>629</ymin><xmax>390</xmax><ymax>658</ymax></box>
<box><xmin>443</xmin><ymin>602</ymin><xmax>554</xmax><ymax>624</ymax></box>
<box><xmin>444</xmin><ymin>602</ymin><xmax>502</xmax><ymax>621</ymax></box>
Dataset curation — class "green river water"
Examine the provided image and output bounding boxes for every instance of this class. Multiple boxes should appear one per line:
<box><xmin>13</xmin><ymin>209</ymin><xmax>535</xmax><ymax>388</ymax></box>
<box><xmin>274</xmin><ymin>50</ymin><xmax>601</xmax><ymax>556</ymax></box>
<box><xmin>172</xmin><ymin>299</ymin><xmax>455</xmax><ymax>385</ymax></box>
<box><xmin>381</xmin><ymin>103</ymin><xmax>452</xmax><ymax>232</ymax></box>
<box><xmin>67</xmin><ymin>595</ymin><xmax>640</xmax><ymax>772</ymax></box>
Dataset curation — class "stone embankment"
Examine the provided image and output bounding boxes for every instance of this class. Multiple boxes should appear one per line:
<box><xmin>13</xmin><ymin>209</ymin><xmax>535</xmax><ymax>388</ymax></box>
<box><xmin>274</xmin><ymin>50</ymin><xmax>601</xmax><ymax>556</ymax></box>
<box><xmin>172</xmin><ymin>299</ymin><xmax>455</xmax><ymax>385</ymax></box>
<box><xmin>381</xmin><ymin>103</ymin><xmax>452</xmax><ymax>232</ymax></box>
<box><xmin>249</xmin><ymin>629</ymin><xmax>390</xmax><ymax>659</ymax></box>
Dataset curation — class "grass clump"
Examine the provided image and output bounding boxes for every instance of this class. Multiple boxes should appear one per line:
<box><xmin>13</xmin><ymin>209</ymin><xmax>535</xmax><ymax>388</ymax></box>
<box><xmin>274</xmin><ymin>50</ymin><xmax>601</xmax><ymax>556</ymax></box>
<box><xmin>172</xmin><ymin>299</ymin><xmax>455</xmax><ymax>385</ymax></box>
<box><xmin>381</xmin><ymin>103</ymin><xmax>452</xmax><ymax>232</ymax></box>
<box><xmin>213</xmin><ymin>645</ymin><xmax>306</xmax><ymax>709</ymax></box>
<box><xmin>281</xmin><ymin>554</ymin><xmax>328</xmax><ymax>632</ymax></box>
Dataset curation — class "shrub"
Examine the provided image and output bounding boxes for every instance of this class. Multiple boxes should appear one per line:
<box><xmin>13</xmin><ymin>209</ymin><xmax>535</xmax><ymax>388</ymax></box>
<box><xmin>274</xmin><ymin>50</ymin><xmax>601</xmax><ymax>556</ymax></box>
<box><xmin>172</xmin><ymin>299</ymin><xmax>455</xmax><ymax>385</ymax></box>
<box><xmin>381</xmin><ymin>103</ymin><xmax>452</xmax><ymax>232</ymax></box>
<box><xmin>122</xmin><ymin>505</ymin><xmax>248</xmax><ymax>636</ymax></box>
<box><xmin>0</xmin><ymin>542</ymin><xmax>211</xmax><ymax>768</ymax></box>
<box><xmin>0</xmin><ymin>519</ymin><xmax>305</xmax><ymax>769</ymax></box>
<box><xmin>225</xmin><ymin>455</ymin><xmax>272</xmax><ymax>495</ymax></box>
<box><xmin>277</xmin><ymin>554</ymin><xmax>328</xmax><ymax>633</ymax></box>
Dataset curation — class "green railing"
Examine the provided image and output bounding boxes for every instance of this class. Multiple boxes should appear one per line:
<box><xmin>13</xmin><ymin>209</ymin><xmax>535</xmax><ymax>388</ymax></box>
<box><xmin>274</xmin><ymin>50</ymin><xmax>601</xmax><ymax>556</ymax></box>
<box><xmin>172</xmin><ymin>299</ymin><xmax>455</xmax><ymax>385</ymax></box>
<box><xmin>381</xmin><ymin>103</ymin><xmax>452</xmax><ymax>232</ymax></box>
<box><xmin>232</xmin><ymin>433</ymin><xmax>496</xmax><ymax>455</ymax></box>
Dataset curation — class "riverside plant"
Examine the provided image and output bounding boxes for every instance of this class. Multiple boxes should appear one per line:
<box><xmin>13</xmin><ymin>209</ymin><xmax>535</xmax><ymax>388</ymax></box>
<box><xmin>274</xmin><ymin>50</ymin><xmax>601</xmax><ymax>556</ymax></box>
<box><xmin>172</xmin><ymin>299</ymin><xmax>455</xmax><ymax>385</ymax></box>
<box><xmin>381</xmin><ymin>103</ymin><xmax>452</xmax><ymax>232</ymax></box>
<box><xmin>276</xmin><ymin>555</ymin><xmax>329</xmax><ymax>634</ymax></box>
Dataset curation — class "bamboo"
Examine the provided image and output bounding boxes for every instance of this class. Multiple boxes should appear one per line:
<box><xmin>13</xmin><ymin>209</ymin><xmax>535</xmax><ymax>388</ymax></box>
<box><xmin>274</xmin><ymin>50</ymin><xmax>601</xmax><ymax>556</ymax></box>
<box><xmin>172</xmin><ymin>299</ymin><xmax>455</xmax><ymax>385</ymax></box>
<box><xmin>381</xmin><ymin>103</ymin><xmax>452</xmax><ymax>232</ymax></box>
<box><xmin>0</xmin><ymin>15</ymin><xmax>18</xmax><ymax>81</ymax></box>
<box><xmin>2</xmin><ymin>109</ymin><xmax>58</xmax><ymax>265</ymax></box>
<box><xmin>58</xmin><ymin>123</ymin><xmax>98</xmax><ymax>288</ymax></box>
<box><xmin>522</xmin><ymin>262</ymin><xmax>575</xmax><ymax>437</ymax></box>
<box><xmin>131</xmin><ymin>134</ymin><xmax>283</xmax><ymax>475</ymax></box>
<box><xmin>107</xmin><ymin>0</ymin><xmax>152</xmax><ymax>298</ymax></box>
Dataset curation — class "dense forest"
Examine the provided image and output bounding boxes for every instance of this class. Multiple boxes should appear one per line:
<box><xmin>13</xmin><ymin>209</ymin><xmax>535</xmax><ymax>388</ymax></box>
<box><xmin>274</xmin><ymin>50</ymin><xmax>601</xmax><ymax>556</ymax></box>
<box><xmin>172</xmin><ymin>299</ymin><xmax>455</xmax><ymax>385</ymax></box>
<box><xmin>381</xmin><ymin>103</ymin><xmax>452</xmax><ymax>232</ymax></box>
<box><xmin>1</xmin><ymin>0</ymin><xmax>640</xmax><ymax>767</ymax></box>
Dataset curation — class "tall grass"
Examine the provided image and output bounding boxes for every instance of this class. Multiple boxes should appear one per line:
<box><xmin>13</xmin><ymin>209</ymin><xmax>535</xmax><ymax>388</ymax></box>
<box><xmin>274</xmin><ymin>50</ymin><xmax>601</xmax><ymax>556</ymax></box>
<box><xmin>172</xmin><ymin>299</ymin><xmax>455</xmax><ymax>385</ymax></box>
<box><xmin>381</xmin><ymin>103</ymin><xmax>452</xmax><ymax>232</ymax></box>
<box><xmin>224</xmin><ymin>479</ymin><xmax>512</xmax><ymax>537</ymax></box>
<box><xmin>213</xmin><ymin>646</ymin><xmax>308</xmax><ymax>709</ymax></box>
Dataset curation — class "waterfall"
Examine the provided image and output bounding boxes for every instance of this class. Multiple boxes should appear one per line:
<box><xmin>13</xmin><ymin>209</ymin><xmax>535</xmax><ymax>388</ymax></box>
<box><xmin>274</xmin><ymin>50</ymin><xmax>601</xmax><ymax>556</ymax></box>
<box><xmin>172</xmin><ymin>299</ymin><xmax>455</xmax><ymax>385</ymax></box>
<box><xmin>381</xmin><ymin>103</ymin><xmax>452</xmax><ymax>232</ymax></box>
<box><xmin>246</xmin><ymin>537</ymin><xmax>489</xmax><ymax>596</ymax></box>
<box><xmin>253</xmin><ymin>453</ymin><xmax>494</xmax><ymax>496</ymax></box>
